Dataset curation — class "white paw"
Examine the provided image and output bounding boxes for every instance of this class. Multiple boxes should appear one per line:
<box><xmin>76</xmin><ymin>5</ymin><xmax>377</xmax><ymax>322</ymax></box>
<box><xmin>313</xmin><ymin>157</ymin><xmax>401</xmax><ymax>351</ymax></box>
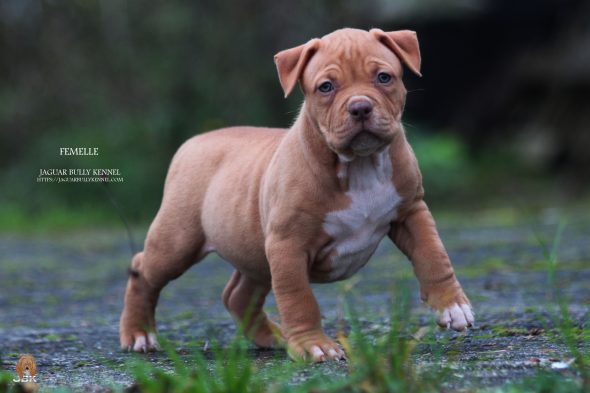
<box><xmin>309</xmin><ymin>345</ymin><xmax>346</xmax><ymax>362</ymax></box>
<box><xmin>129</xmin><ymin>332</ymin><xmax>160</xmax><ymax>352</ymax></box>
<box><xmin>437</xmin><ymin>303</ymin><xmax>474</xmax><ymax>331</ymax></box>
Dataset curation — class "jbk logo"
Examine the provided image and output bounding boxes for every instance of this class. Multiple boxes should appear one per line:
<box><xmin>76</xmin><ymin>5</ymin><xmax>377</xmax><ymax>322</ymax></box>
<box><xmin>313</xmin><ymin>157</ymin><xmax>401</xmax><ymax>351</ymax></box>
<box><xmin>13</xmin><ymin>354</ymin><xmax>38</xmax><ymax>383</ymax></box>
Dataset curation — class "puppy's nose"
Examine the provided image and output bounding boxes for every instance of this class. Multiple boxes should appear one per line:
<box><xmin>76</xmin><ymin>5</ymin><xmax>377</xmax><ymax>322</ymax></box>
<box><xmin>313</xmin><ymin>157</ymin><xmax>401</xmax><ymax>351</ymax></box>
<box><xmin>348</xmin><ymin>98</ymin><xmax>373</xmax><ymax>121</ymax></box>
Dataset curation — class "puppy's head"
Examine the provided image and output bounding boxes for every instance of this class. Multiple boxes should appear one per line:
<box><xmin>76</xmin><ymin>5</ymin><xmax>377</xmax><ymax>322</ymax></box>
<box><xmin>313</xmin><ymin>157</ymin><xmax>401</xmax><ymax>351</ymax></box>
<box><xmin>275</xmin><ymin>28</ymin><xmax>421</xmax><ymax>159</ymax></box>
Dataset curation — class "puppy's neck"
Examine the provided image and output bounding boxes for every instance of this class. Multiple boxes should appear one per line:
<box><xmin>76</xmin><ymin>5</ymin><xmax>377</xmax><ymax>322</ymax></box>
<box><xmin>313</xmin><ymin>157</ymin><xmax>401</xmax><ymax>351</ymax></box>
<box><xmin>335</xmin><ymin>151</ymin><xmax>392</xmax><ymax>191</ymax></box>
<box><xmin>293</xmin><ymin>105</ymin><xmax>339</xmax><ymax>181</ymax></box>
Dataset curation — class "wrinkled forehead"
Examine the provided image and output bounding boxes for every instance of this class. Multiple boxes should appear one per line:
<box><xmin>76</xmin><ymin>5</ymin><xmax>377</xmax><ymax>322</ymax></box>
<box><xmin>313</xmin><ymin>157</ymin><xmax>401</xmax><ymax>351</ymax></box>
<box><xmin>304</xmin><ymin>29</ymin><xmax>403</xmax><ymax>80</ymax></box>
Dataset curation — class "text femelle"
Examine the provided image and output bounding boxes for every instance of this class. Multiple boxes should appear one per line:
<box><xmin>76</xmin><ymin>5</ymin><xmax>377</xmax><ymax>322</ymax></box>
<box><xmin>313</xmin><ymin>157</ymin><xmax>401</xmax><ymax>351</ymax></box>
<box><xmin>59</xmin><ymin>147</ymin><xmax>98</xmax><ymax>156</ymax></box>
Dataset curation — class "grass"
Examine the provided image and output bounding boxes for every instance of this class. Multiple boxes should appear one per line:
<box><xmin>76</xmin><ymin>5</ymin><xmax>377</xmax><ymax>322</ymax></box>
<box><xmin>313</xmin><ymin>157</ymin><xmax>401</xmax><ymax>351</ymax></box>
<box><xmin>124</xmin><ymin>288</ymin><xmax>446</xmax><ymax>393</ymax></box>
<box><xmin>127</xmin><ymin>338</ymin><xmax>266</xmax><ymax>393</ymax></box>
<box><xmin>0</xmin><ymin>203</ymin><xmax>123</xmax><ymax>234</ymax></box>
<box><xmin>490</xmin><ymin>222</ymin><xmax>589</xmax><ymax>393</ymax></box>
<box><xmin>534</xmin><ymin>222</ymin><xmax>589</xmax><ymax>390</ymax></box>
<box><xmin>333</xmin><ymin>291</ymin><xmax>448</xmax><ymax>393</ymax></box>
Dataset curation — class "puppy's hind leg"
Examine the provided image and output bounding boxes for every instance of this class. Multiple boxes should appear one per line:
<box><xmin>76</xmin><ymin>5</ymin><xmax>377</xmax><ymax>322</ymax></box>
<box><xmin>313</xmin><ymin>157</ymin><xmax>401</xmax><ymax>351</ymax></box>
<box><xmin>119</xmin><ymin>213</ymin><xmax>211</xmax><ymax>352</ymax></box>
<box><xmin>222</xmin><ymin>271</ymin><xmax>284</xmax><ymax>348</ymax></box>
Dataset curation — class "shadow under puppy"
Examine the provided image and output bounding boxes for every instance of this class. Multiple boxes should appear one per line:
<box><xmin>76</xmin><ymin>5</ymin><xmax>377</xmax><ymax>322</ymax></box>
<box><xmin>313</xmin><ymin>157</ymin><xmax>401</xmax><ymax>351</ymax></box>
<box><xmin>120</xmin><ymin>27</ymin><xmax>474</xmax><ymax>362</ymax></box>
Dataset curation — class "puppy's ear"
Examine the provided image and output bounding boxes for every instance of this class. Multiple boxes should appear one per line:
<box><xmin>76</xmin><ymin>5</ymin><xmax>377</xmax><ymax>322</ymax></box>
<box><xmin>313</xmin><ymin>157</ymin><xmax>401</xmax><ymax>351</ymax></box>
<box><xmin>274</xmin><ymin>38</ymin><xmax>320</xmax><ymax>98</ymax></box>
<box><xmin>370</xmin><ymin>29</ymin><xmax>422</xmax><ymax>77</ymax></box>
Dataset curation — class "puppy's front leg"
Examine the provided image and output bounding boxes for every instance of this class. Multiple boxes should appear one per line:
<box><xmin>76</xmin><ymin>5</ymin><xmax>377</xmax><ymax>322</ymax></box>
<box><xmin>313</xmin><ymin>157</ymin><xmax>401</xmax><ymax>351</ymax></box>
<box><xmin>266</xmin><ymin>239</ymin><xmax>345</xmax><ymax>362</ymax></box>
<box><xmin>390</xmin><ymin>200</ymin><xmax>474</xmax><ymax>331</ymax></box>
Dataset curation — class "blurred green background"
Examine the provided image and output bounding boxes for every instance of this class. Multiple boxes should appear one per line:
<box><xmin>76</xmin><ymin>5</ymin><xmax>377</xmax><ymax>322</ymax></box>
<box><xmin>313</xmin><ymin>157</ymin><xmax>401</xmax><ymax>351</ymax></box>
<box><xmin>1</xmin><ymin>0</ymin><xmax>589</xmax><ymax>232</ymax></box>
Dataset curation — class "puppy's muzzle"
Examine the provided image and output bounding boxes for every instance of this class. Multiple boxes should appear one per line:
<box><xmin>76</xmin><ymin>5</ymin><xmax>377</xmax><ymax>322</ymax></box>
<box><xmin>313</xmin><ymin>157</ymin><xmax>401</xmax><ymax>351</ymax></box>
<box><xmin>345</xmin><ymin>96</ymin><xmax>387</xmax><ymax>156</ymax></box>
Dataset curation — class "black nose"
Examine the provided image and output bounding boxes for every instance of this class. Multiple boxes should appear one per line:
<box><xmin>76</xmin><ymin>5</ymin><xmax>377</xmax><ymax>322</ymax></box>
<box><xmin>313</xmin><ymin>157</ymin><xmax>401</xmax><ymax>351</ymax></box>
<box><xmin>348</xmin><ymin>99</ymin><xmax>373</xmax><ymax>121</ymax></box>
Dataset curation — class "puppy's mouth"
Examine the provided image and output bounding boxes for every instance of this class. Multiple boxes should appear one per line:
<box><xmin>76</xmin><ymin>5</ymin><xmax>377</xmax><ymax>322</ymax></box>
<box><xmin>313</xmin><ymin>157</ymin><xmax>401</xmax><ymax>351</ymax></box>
<box><xmin>349</xmin><ymin>131</ymin><xmax>386</xmax><ymax>156</ymax></box>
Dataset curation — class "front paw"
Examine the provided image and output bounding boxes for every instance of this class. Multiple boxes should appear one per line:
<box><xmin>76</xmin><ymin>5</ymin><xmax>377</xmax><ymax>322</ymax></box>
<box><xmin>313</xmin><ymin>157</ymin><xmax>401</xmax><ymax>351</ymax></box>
<box><xmin>422</xmin><ymin>285</ymin><xmax>474</xmax><ymax>331</ymax></box>
<box><xmin>437</xmin><ymin>303</ymin><xmax>474</xmax><ymax>331</ymax></box>
<box><xmin>287</xmin><ymin>330</ymin><xmax>346</xmax><ymax>362</ymax></box>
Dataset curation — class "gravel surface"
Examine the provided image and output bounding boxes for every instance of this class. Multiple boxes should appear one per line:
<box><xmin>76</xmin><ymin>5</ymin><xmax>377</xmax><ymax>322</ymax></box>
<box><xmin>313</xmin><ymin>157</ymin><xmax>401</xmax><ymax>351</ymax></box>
<box><xmin>1</xmin><ymin>210</ymin><xmax>588</xmax><ymax>391</ymax></box>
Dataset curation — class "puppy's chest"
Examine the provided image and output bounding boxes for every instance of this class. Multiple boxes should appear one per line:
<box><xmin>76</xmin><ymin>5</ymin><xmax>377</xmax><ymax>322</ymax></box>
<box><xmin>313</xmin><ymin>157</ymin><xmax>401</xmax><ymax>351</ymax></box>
<box><xmin>320</xmin><ymin>154</ymin><xmax>401</xmax><ymax>280</ymax></box>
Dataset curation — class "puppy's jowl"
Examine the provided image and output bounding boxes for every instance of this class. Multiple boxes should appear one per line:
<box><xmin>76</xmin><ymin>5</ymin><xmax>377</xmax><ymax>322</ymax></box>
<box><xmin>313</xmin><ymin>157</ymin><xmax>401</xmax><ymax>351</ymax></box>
<box><xmin>120</xmin><ymin>28</ymin><xmax>474</xmax><ymax>362</ymax></box>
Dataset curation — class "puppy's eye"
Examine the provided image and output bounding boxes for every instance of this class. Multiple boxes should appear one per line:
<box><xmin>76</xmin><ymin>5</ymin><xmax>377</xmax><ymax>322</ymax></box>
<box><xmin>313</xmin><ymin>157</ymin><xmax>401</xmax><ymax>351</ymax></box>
<box><xmin>318</xmin><ymin>81</ymin><xmax>334</xmax><ymax>93</ymax></box>
<box><xmin>377</xmin><ymin>72</ymin><xmax>392</xmax><ymax>84</ymax></box>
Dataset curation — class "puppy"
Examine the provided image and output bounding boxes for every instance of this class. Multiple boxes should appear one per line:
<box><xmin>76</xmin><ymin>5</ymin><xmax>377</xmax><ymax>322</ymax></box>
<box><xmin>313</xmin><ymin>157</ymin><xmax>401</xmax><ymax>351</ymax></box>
<box><xmin>120</xmin><ymin>28</ymin><xmax>474</xmax><ymax>362</ymax></box>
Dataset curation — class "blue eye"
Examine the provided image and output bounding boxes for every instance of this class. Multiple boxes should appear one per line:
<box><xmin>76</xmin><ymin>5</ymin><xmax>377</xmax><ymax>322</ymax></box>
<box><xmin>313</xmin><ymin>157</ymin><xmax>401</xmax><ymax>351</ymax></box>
<box><xmin>377</xmin><ymin>72</ymin><xmax>392</xmax><ymax>84</ymax></box>
<box><xmin>318</xmin><ymin>81</ymin><xmax>334</xmax><ymax>93</ymax></box>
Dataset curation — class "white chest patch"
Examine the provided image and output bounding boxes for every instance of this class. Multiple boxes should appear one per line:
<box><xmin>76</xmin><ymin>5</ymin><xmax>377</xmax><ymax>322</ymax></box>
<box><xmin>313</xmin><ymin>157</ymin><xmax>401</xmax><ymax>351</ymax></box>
<box><xmin>322</xmin><ymin>151</ymin><xmax>401</xmax><ymax>280</ymax></box>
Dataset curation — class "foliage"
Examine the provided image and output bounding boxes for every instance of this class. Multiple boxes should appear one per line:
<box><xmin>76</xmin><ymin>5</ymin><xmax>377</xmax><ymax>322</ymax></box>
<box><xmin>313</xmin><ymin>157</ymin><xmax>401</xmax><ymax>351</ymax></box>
<box><xmin>406</xmin><ymin>128</ymin><xmax>471</xmax><ymax>204</ymax></box>
<box><xmin>0</xmin><ymin>371</ymin><xmax>16</xmax><ymax>393</ymax></box>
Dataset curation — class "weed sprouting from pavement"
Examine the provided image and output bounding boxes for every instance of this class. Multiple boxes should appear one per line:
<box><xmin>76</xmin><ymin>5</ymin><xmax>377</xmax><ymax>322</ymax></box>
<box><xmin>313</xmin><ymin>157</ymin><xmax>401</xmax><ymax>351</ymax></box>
<box><xmin>535</xmin><ymin>222</ymin><xmax>589</xmax><ymax>391</ymax></box>
<box><xmin>500</xmin><ymin>221</ymin><xmax>590</xmax><ymax>393</ymax></box>
<box><xmin>126</xmin><ymin>285</ymin><xmax>449</xmax><ymax>393</ymax></box>
<box><xmin>127</xmin><ymin>334</ymin><xmax>265</xmax><ymax>393</ymax></box>
<box><xmin>334</xmin><ymin>288</ymin><xmax>448</xmax><ymax>393</ymax></box>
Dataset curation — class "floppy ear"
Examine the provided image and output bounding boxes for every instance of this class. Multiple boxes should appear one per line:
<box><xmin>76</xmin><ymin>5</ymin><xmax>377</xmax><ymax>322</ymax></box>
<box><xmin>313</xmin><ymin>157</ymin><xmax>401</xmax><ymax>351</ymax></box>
<box><xmin>370</xmin><ymin>29</ymin><xmax>422</xmax><ymax>77</ymax></box>
<box><xmin>274</xmin><ymin>38</ymin><xmax>320</xmax><ymax>98</ymax></box>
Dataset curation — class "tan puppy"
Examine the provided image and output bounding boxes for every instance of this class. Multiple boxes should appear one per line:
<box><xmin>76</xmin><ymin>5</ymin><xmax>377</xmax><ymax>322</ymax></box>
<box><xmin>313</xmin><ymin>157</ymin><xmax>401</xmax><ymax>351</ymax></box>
<box><xmin>120</xmin><ymin>28</ymin><xmax>474</xmax><ymax>362</ymax></box>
